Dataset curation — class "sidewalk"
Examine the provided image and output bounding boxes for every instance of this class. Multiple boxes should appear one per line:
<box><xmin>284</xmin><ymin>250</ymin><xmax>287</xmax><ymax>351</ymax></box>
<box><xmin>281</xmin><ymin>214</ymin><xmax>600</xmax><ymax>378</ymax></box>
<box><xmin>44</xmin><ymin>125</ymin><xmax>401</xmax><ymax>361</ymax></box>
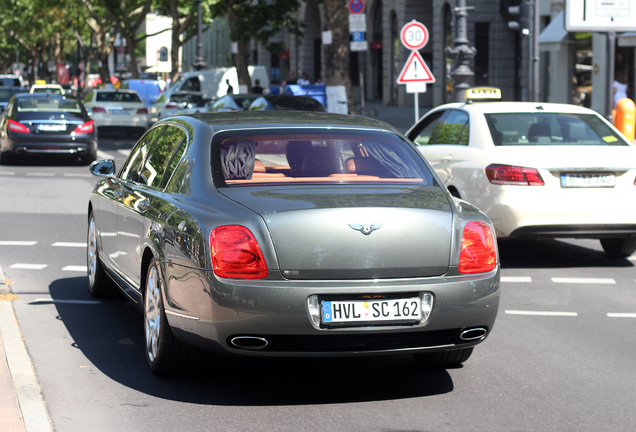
<box><xmin>0</xmin><ymin>267</ymin><xmax>53</xmax><ymax>432</ymax></box>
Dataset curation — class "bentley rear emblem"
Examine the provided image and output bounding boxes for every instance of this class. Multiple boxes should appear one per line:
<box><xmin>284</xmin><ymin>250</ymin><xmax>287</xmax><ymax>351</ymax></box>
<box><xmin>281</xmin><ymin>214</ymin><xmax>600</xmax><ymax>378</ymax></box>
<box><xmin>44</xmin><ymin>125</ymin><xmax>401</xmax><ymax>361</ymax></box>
<box><xmin>348</xmin><ymin>223</ymin><xmax>383</xmax><ymax>235</ymax></box>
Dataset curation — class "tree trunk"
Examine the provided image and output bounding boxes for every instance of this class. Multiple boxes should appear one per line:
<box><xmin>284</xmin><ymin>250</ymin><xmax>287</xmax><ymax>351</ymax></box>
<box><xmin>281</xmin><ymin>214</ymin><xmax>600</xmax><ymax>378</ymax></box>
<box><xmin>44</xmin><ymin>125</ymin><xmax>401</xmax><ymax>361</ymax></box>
<box><xmin>322</xmin><ymin>0</ymin><xmax>355</xmax><ymax>114</ymax></box>
<box><xmin>226</xmin><ymin>1</ymin><xmax>252</xmax><ymax>93</ymax></box>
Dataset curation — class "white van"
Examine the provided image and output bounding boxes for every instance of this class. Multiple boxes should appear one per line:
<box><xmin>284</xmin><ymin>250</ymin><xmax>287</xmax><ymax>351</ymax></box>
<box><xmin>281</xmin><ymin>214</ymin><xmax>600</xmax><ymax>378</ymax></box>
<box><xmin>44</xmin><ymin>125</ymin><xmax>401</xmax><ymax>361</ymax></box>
<box><xmin>169</xmin><ymin>66</ymin><xmax>269</xmax><ymax>99</ymax></box>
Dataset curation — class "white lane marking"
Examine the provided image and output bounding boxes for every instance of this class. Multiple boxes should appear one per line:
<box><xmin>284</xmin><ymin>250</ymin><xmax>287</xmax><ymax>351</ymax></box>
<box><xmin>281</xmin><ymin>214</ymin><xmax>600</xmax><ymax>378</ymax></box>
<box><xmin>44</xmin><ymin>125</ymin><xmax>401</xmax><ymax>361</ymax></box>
<box><xmin>552</xmin><ymin>277</ymin><xmax>616</xmax><ymax>285</ymax></box>
<box><xmin>117</xmin><ymin>149</ymin><xmax>131</xmax><ymax>156</ymax></box>
<box><xmin>607</xmin><ymin>313</ymin><xmax>636</xmax><ymax>318</ymax></box>
<box><xmin>0</xmin><ymin>241</ymin><xmax>37</xmax><ymax>246</ymax></box>
<box><xmin>30</xmin><ymin>298</ymin><xmax>101</xmax><ymax>305</ymax></box>
<box><xmin>0</xmin><ymin>171</ymin><xmax>15</xmax><ymax>176</ymax></box>
<box><xmin>52</xmin><ymin>242</ymin><xmax>86</xmax><ymax>248</ymax></box>
<box><xmin>10</xmin><ymin>264</ymin><xmax>47</xmax><ymax>270</ymax></box>
<box><xmin>26</xmin><ymin>173</ymin><xmax>55</xmax><ymax>177</ymax></box>
<box><xmin>97</xmin><ymin>150</ymin><xmax>112</xmax><ymax>159</ymax></box>
<box><xmin>501</xmin><ymin>276</ymin><xmax>532</xmax><ymax>283</ymax></box>
<box><xmin>63</xmin><ymin>173</ymin><xmax>92</xmax><ymax>178</ymax></box>
<box><xmin>505</xmin><ymin>310</ymin><xmax>578</xmax><ymax>317</ymax></box>
<box><xmin>62</xmin><ymin>265</ymin><xmax>87</xmax><ymax>272</ymax></box>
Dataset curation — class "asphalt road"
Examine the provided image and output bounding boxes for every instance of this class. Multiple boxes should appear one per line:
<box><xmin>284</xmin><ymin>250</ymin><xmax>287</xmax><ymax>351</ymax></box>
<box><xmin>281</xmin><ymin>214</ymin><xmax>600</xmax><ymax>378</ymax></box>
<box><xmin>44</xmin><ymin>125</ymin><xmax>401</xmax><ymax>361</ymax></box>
<box><xmin>1</xmin><ymin>135</ymin><xmax>635</xmax><ymax>431</ymax></box>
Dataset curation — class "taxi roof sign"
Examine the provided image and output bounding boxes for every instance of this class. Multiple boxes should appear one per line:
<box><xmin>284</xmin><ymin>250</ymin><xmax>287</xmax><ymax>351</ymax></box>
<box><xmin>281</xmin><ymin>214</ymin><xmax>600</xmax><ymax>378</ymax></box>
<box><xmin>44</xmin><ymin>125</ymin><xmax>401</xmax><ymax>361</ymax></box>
<box><xmin>465</xmin><ymin>87</ymin><xmax>502</xmax><ymax>101</ymax></box>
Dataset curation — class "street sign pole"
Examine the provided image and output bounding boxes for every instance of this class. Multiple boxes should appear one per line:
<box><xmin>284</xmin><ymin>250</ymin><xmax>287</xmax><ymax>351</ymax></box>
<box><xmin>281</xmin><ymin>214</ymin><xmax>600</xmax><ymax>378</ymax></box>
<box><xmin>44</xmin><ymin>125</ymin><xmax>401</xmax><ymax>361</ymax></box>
<box><xmin>397</xmin><ymin>20</ymin><xmax>434</xmax><ymax>122</ymax></box>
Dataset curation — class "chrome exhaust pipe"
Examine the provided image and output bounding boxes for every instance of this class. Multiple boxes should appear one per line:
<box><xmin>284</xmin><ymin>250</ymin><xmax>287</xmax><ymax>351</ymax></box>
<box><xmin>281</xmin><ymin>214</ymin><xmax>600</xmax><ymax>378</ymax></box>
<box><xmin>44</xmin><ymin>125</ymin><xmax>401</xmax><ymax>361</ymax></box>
<box><xmin>459</xmin><ymin>327</ymin><xmax>488</xmax><ymax>341</ymax></box>
<box><xmin>229</xmin><ymin>336</ymin><xmax>269</xmax><ymax>350</ymax></box>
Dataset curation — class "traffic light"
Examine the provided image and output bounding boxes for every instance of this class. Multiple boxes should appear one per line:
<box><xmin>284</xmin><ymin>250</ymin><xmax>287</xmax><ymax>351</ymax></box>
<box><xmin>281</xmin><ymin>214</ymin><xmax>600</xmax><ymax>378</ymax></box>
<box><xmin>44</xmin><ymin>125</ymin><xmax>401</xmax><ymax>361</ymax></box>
<box><xmin>507</xmin><ymin>2</ymin><xmax>530</xmax><ymax>36</ymax></box>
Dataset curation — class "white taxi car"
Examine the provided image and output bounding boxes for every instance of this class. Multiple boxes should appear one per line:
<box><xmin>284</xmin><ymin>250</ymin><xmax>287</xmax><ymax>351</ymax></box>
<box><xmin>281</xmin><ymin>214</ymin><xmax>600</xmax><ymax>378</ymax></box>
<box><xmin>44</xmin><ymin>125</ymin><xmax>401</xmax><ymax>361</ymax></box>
<box><xmin>406</xmin><ymin>88</ymin><xmax>636</xmax><ymax>257</ymax></box>
<box><xmin>84</xmin><ymin>89</ymin><xmax>149</xmax><ymax>136</ymax></box>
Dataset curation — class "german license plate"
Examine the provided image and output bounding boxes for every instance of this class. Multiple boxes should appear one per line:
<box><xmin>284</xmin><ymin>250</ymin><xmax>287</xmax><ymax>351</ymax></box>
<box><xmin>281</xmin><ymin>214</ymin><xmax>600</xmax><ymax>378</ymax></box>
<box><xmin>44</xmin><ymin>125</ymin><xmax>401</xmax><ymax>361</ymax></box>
<box><xmin>321</xmin><ymin>297</ymin><xmax>421</xmax><ymax>324</ymax></box>
<box><xmin>109</xmin><ymin>108</ymin><xmax>131</xmax><ymax>115</ymax></box>
<box><xmin>561</xmin><ymin>173</ymin><xmax>615</xmax><ymax>188</ymax></box>
<box><xmin>37</xmin><ymin>124</ymin><xmax>66</xmax><ymax>131</ymax></box>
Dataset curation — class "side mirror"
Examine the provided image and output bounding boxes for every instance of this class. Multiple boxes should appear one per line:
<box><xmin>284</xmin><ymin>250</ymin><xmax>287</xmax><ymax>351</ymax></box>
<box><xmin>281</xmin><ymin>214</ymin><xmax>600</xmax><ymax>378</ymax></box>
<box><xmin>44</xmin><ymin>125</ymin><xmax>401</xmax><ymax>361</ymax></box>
<box><xmin>89</xmin><ymin>159</ymin><xmax>116</xmax><ymax>177</ymax></box>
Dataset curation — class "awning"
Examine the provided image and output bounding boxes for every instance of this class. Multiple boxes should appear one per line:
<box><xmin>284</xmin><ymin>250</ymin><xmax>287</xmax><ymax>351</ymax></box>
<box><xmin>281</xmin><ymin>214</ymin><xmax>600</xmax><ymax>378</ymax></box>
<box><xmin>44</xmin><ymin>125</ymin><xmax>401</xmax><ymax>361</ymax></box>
<box><xmin>539</xmin><ymin>11</ymin><xmax>568</xmax><ymax>50</ymax></box>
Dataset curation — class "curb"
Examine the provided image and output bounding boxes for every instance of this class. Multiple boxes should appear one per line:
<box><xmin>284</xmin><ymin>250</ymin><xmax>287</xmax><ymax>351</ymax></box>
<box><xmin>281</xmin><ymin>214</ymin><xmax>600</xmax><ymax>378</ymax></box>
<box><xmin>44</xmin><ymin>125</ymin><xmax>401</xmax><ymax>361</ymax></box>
<box><xmin>0</xmin><ymin>265</ymin><xmax>8</xmax><ymax>296</ymax></box>
<box><xmin>0</xmin><ymin>299</ymin><xmax>54</xmax><ymax>431</ymax></box>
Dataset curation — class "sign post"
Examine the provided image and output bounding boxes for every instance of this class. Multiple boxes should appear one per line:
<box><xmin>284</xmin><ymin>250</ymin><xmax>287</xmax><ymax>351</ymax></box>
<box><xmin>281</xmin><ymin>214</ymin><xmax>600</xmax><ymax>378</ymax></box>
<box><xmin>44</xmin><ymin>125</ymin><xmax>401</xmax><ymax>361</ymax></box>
<box><xmin>397</xmin><ymin>20</ymin><xmax>435</xmax><ymax>122</ymax></box>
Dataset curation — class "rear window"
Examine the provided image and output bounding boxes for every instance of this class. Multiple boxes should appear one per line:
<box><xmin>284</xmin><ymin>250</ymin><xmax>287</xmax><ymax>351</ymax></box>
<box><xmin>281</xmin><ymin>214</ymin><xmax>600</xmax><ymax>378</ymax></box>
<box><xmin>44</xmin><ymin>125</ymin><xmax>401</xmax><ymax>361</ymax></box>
<box><xmin>95</xmin><ymin>91</ymin><xmax>142</xmax><ymax>103</ymax></box>
<box><xmin>16</xmin><ymin>96</ymin><xmax>82</xmax><ymax>113</ymax></box>
<box><xmin>216</xmin><ymin>131</ymin><xmax>435</xmax><ymax>186</ymax></box>
<box><xmin>485</xmin><ymin>112</ymin><xmax>627</xmax><ymax>146</ymax></box>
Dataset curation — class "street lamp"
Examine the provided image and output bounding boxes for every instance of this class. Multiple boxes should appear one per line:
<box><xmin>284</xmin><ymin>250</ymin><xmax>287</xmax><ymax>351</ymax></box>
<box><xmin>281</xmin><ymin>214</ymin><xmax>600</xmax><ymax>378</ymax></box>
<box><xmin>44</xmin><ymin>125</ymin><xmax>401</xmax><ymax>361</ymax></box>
<box><xmin>446</xmin><ymin>0</ymin><xmax>476</xmax><ymax>102</ymax></box>
<box><xmin>193</xmin><ymin>0</ymin><xmax>207</xmax><ymax>70</ymax></box>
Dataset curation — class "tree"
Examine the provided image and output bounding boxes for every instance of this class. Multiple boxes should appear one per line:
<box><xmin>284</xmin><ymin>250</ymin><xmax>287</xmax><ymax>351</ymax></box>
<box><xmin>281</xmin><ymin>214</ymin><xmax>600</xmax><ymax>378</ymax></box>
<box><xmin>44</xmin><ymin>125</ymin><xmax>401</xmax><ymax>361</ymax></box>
<box><xmin>322</xmin><ymin>0</ymin><xmax>354</xmax><ymax>113</ymax></box>
<box><xmin>211</xmin><ymin>0</ymin><xmax>303</xmax><ymax>92</ymax></box>
<box><xmin>99</xmin><ymin>0</ymin><xmax>154</xmax><ymax>79</ymax></box>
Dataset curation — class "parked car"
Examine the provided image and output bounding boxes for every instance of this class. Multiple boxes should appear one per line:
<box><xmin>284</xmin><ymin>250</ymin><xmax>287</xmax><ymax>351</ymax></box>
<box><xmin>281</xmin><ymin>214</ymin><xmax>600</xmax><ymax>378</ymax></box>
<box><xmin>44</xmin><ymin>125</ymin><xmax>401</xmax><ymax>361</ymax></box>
<box><xmin>149</xmin><ymin>91</ymin><xmax>209</xmax><ymax>123</ymax></box>
<box><xmin>84</xmin><ymin>89</ymin><xmax>149</xmax><ymax>136</ymax></box>
<box><xmin>209</xmin><ymin>93</ymin><xmax>260</xmax><ymax>112</ymax></box>
<box><xmin>0</xmin><ymin>74</ymin><xmax>24</xmax><ymax>88</ymax></box>
<box><xmin>0</xmin><ymin>87</ymin><xmax>28</xmax><ymax>112</ymax></box>
<box><xmin>0</xmin><ymin>93</ymin><xmax>96</xmax><ymax>164</ymax></box>
<box><xmin>405</xmin><ymin>87</ymin><xmax>636</xmax><ymax>257</ymax></box>
<box><xmin>247</xmin><ymin>94</ymin><xmax>326</xmax><ymax>112</ymax></box>
<box><xmin>87</xmin><ymin>111</ymin><xmax>500</xmax><ymax>376</ymax></box>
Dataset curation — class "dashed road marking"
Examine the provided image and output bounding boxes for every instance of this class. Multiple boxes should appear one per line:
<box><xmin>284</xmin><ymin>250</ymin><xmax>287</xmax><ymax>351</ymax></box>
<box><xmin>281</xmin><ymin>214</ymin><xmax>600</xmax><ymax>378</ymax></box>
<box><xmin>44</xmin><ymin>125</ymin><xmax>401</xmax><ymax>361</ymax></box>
<box><xmin>62</xmin><ymin>266</ymin><xmax>86</xmax><ymax>272</ymax></box>
<box><xmin>501</xmin><ymin>276</ymin><xmax>532</xmax><ymax>283</ymax></box>
<box><xmin>52</xmin><ymin>242</ymin><xmax>86</xmax><ymax>248</ymax></box>
<box><xmin>505</xmin><ymin>310</ymin><xmax>578</xmax><ymax>317</ymax></box>
<box><xmin>0</xmin><ymin>241</ymin><xmax>37</xmax><ymax>246</ymax></box>
<box><xmin>552</xmin><ymin>277</ymin><xmax>615</xmax><ymax>284</ymax></box>
<box><xmin>607</xmin><ymin>313</ymin><xmax>636</xmax><ymax>318</ymax></box>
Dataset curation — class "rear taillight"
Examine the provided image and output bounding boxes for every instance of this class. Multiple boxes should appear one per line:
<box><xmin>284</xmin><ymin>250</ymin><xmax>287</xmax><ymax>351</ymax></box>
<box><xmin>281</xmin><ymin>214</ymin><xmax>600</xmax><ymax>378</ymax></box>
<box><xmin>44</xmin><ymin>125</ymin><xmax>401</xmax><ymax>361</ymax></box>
<box><xmin>485</xmin><ymin>163</ymin><xmax>544</xmax><ymax>185</ymax></box>
<box><xmin>165</xmin><ymin>102</ymin><xmax>178</xmax><ymax>109</ymax></box>
<box><xmin>137</xmin><ymin>108</ymin><xmax>148</xmax><ymax>114</ymax></box>
<box><xmin>211</xmin><ymin>225</ymin><xmax>268</xmax><ymax>279</ymax></box>
<box><xmin>459</xmin><ymin>221</ymin><xmax>497</xmax><ymax>274</ymax></box>
<box><xmin>91</xmin><ymin>107</ymin><xmax>106</xmax><ymax>113</ymax></box>
<box><xmin>8</xmin><ymin>119</ymin><xmax>29</xmax><ymax>133</ymax></box>
<box><xmin>74</xmin><ymin>120</ymin><xmax>94</xmax><ymax>134</ymax></box>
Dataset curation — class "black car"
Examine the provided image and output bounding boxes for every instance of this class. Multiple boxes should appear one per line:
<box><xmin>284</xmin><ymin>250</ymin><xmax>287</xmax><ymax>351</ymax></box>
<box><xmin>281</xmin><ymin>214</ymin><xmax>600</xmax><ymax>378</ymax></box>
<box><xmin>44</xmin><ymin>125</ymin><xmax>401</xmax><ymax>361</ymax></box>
<box><xmin>248</xmin><ymin>94</ymin><xmax>326</xmax><ymax>111</ymax></box>
<box><xmin>0</xmin><ymin>93</ymin><xmax>97</xmax><ymax>164</ymax></box>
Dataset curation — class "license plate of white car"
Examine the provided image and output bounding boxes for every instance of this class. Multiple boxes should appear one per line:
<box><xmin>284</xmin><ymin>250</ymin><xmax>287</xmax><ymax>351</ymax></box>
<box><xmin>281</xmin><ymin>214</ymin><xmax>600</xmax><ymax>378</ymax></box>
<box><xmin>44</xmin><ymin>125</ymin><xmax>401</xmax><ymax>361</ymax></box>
<box><xmin>109</xmin><ymin>109</ymin><xmax>131</xmax><ymax>115</ymax></box>
<box><xmin>321</xmin><ymin>297</ymin><xmax>421</xmax><ymax>324</ymax></box>
<box><xmin>561</xmin><ymin>173</ymin><xmax>615</xmax><ymax>188</ymax></box>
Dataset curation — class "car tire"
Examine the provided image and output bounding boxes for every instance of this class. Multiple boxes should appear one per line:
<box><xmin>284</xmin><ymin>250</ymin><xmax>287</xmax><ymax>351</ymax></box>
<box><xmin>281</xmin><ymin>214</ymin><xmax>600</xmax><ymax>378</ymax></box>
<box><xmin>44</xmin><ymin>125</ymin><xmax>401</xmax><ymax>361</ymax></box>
<box><xmin>413</xmin><ymin>347</ymin><xmax>474</xmax><ymax>368</ymax></box>
<box><xmin>600</xmin><ymin>237</ymin><xmax>636</xmax><ymax>258</ymax></box>
<box><xmin>144</xmin><ymin>258</ymin><xmax>190</xmax><ymax>376</ymax></box>
<box><xmin>87</xmin><ymin>211</ymin><xmax>115</xmax><ymax>298</ymax></box>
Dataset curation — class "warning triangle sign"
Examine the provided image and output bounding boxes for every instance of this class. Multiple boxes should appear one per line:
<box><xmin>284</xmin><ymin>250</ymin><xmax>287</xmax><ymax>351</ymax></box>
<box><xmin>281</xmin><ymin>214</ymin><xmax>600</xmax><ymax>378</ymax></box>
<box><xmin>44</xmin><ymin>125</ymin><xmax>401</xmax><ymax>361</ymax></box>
<box><xmin>397</xmin><ymin>51</ymin><xmax>435</xmax><ymax>84</ymax></box>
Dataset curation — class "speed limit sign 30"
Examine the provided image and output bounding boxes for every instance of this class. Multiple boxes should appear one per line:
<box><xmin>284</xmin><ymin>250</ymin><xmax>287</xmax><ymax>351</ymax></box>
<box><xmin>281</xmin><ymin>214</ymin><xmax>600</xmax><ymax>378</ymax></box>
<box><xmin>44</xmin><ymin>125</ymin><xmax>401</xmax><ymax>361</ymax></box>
<box><xmin>400</xmin><ymin>20</ymin><xmax>429</xmax><ymax>50</ymax></box>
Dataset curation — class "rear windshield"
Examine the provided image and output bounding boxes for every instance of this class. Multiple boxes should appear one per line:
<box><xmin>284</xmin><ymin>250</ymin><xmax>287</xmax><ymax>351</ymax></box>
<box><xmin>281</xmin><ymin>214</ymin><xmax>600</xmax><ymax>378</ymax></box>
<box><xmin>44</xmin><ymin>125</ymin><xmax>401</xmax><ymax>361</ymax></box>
<box><xmin>485</xmin><ymin>112</ymin><xmax>627</xmax><ymax>146</ymax></box>
<box><xmin>217</xmin><ymin>131</ymin><xmax>435</xmax><ymax>186</ymax></box>
<box><xmin>96</xmin><ymin>92</ymin><xmax>142</xmax><ymax>103</ymax></box>
<box><xmin>16</xmin><ymin>96</ymin><xmax>82</xmax><ymax>113</ymax></box>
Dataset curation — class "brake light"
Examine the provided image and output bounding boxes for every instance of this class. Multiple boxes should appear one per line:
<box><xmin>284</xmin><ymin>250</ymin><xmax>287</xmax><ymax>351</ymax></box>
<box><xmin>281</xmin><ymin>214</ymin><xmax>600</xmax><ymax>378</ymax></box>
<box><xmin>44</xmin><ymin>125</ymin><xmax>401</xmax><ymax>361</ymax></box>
<box><xmin>485</xmin><ymin>163</ymin><xmax>544</xmax><ymax>185</ymax></box>
<box><xmin>459</xmin><ymin>221</ymin><xmax>497</xmax><ymax>274</ymax></box>
<box><xmin>137</xmin><ymin>108</ymin><xmax>148</xmax><ymax>114</ymax></box>
<box><xmin>165</xmin><ymin>102</ymin><xmax>178</xmax><ymax>109</ymax></box>
<box><xmin>91</xmin><ymin>107</ymin><xmax>106</xmax><ymax>113</ymax></box>
<box><xmin>8</xmin><ymin>119</ymin><xmax>29</xmax><ymax>133</ymax></box>
<box><xmin>211</xmin><ymin>225</ymin><xmax>268</xmax><ymax>279</ymax></box>
<box><xmin>74</xmin><ymin>120</ymin><xmax>94</xmax><ymax>134</ymax></box>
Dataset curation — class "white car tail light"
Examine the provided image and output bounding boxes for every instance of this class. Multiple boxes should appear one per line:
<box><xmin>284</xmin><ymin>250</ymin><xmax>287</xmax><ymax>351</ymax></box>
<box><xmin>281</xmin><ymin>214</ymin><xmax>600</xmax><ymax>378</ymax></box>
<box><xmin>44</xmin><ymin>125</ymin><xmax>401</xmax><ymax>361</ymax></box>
<box><xmin>459</xmin><ymin>221</ymin><xmax>497</xmax><ymax>274</ymax></box>
<box><xmin>210</xmin><ymin>225</ymin><xmax>268</xmax><ymax>279</ymax></box>
<box><xmin>485</xmin><ymin>163</ymin><xmax>544</xmax><ymax>185</ymax></box>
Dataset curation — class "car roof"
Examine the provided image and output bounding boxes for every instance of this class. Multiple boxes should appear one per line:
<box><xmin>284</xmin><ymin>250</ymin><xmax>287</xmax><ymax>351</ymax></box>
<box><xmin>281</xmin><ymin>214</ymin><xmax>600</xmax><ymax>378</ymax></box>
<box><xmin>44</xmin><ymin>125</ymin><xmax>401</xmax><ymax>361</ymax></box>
<box><xmin>182</xmin><ymin>111</ymin><xmax>398</xmax><ymax>133</ymax></box>
<box><xmin>433</xmin><ymin>101</ymin><xmax>599</xmax><ymax>115</ymax></box>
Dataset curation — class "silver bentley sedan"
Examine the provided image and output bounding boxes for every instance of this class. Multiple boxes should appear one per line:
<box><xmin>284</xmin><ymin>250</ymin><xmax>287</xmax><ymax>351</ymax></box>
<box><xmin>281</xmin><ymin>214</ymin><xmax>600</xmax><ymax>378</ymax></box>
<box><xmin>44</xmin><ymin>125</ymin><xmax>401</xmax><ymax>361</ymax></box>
<box><xmin>87</xmin><ymin>111</ymin><xmax>500</xmax><ymax>376</ymax></box>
